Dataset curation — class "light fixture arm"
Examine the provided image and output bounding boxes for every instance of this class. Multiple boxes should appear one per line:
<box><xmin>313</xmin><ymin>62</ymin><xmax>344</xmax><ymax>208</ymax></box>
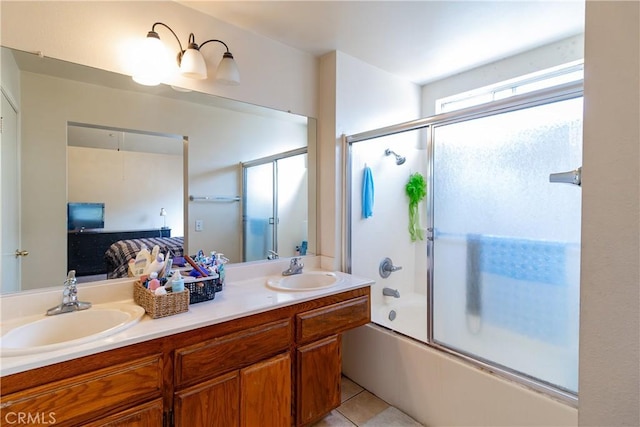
<box><xmin>149</xmin><ymin>22</ymin><xmax>184</xmax><ymax>54</ymax></box>
<box><xmin>198</xmin><ymin>38</ymin><xmax>231</xmax><ymax>53</ymax></box>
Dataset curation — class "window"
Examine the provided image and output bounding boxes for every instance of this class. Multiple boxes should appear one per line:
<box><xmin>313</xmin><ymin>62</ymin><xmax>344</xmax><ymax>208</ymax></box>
<box><xmin>436</xmin><ymin>60</ymin><xmax>584</xmax><ymax>113</ymax></box>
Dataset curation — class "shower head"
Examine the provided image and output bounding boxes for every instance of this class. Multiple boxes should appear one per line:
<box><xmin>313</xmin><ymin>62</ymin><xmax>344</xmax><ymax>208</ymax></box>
<box><xmin>385</xmin><ymin>148</ymin><xmax>406</xmax><ymax>165</ymax></box>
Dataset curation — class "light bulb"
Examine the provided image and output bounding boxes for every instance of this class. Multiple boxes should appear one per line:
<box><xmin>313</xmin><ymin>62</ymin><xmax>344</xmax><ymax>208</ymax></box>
<box><xmin>216</xmin><ymin>52</ymin><xmax>240</xmax><ymax>85</ymax></box>
<box><xmin>132</xmin><ymin>34</ymin><xmax>172</xmax><ymax>86</ymax></box>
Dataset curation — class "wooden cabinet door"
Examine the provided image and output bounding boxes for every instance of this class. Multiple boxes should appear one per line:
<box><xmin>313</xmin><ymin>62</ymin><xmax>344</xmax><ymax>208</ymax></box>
<box><xmin>240</xmin><ymin>353</ymin><xmax>291</xmax><ymax>427</ymax></box>
<box><xmin>174</xmin><ymin>371</ymin><xmax>240</xmax><ymax>427</ymax></box>
<box><xmin>84</xmin><ymin>399</ymin><xmax>163</xmax><ymax>427</ymax></box>
<box><xmin>296</xmin><ymin>335</ymin><xmax>341</xmax><ymax>426</ymax></box>
<box><xmin>0</xmin><ymin>355</ymin><xmax>163</xmax><ymax>427</ymax></box>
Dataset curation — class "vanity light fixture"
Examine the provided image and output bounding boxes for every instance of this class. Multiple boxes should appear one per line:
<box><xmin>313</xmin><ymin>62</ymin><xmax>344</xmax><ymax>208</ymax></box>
<box><xmin>132</xmin><ymin>22</ymin><xmax>240</xmax><ymax>86</ymax></box>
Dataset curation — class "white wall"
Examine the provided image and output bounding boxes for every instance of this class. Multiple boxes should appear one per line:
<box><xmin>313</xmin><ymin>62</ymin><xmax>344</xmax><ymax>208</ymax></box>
<box><xmin>67</xmin><ymin>147</ymin><xmax>183</xmax><ymax>232</ymax></box>
<box><xmin>0</xmin><ymin>1</ymin><xmax>318</xmax><ymax>118</ymax></box>
<box><xmin>318</xmin><ymin>51</ymin><xmax>421</xmax><ymax>266</ymax></box>
<box><xmin>579</xmin><ymin>2</ymin><xmax>639</xmax><ymax>425</ymax></box>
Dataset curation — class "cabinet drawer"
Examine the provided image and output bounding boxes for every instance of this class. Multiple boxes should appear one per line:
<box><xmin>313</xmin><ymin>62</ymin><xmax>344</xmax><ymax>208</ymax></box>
<box><xmin>296</xmin><ymin>295</ymin><xmax>370</xmax><ymax>344</ymax></box>
<box><xmin>83</xmin><ymin>398</ymin><xmax>163</xmax><ymax>427</ymax></box>
<box><xmin>175</xmin><ymin>318</ymin><xmax>292</xmax><ymax>388</ymax></box>
<box><xmin>0</xmin><ymin>355</ymin><xmax>162</xmax><ymax>427</ymax></box>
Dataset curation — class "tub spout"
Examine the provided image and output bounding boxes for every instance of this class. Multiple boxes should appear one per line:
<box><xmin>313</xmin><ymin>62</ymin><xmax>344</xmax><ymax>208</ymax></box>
<box><xmin>382</xmin><ymin>287</ymin><xmax>400</xmax><ymax>298</ymax></box>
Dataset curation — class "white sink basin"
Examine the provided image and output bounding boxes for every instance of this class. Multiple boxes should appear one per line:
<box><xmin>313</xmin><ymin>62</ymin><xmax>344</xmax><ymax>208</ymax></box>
<box><xmin>267</xmin><ymin>271</ymin><xmax>339</xmax><ymax>291</ymax></box>
<box><xmin>0</xmin><ymin>303</ymin><xmax>145</xmax><ymax>356</ymax></box>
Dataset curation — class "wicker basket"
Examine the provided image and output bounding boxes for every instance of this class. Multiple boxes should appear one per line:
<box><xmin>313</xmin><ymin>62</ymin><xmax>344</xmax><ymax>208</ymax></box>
<box><xmin>184</xmin><ymin>276</ymin><xmax>220</xmax><ymax>304</ymax></box>
<box><xmin>134</xmin><ymin>281</ymin><xmax>189</xmax><ymax>318</ymax></box>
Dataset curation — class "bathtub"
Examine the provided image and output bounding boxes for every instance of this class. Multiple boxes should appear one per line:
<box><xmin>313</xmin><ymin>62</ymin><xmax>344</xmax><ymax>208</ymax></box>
<box><xmin>342</xmin><ymin>323</ymin><xmax>577</xmax><ymax>426</ymax></box>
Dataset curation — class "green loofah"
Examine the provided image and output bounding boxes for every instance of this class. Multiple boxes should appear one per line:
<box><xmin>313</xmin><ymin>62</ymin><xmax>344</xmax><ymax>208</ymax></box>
<box><xmin>405</xmin><ymin>172</ymin><xmax>427</xmax><ymax>241</ymax></box>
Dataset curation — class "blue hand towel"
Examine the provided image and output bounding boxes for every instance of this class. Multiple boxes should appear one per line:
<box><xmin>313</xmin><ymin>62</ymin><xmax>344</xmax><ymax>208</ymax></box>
<box><xmin>362</xmin><ymin>166</ymin><xmax>374</xmax><ymax>218</ymax></box>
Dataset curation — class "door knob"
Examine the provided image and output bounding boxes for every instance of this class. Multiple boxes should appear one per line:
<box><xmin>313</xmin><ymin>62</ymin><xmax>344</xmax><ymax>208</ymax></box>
<box><xmin>15</xmin><ymin>249</ymin><xmax>29</xmax><ymax>257</ymax></box>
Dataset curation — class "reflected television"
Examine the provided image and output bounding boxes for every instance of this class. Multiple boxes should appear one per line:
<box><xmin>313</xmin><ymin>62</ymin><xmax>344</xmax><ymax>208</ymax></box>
<box><xmin>67</xmin><ymin>202</ymin><xmax>105</xmax><ymax>230</ymax></box>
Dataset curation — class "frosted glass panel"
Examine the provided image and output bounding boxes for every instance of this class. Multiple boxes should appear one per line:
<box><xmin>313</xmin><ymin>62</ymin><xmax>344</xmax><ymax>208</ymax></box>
<box><xmin>432</xmin><ymin>97</ymin><xmax>582</xmax><ymax>392</ymax></box>
<box><xmin>244</xmin><ymin>163</ymin><xmax>274</xmax><ymax>261</ymax></box>
<box><xmin>277</xmin><ymin>154</ymin><xmax>308</xmax><ymax>256</ymax></box>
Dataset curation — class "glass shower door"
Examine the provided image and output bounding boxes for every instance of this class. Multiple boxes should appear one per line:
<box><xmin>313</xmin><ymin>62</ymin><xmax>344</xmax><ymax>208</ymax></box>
<box><xmin>243</xmin><ymin>162</ymin><xmax>275</xmax><ymax>262</ymax></box>
<box><xmin>242</xmin><ymin>149</ymin><xmax>309</xmax><ymax>262</ymax></box>
<box><xmin>431</xmin><ymin>96</ymin><xmax>583</xmax><ymax>392</ymax></box>
<box><xmin>276</xmin><ymin>154</ymin><xmax>308</xmax><ymax>257</ymax></box>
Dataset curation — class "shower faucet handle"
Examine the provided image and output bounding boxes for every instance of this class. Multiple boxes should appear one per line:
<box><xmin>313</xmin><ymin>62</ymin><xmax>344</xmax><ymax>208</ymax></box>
<box><xmin>379</xmin><ymin>257</ymin><xmax>402</xmax><ymax>278</ymax></box>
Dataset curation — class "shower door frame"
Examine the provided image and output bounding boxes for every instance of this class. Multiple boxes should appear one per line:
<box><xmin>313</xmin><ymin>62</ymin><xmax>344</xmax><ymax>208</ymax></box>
<box><xmin>343</xmin><ymin>81</ymin><xmax>583</xmax><ymax>404</ymax></box>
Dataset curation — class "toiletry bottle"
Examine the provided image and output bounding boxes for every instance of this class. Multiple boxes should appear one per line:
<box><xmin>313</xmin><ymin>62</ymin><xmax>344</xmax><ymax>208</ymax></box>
<box><xmin>133</xmin><ymin>245</ymin><xmax>151</xmax><ymax>276</ymax></box>
<box><xmin>146</xmin><ymin>253</ymin><xmax>165</xmax><ymax>275</ymax></box>
<box><xmin>171</xmin><ymin>270</ymin><xmax>185</xmax><ymax>292</ymax></box>
<box><xmin>163</xmin><ymin>258</ymin><xmax>173</xmax><ymax>279</ymax></box>
<box><xmin>128</xmin><ymin>259</ymin><xmax>136</xmax><ymax>277</ymax></box>
<box><xmin>148</xmin><ymin>272</ymin><xmax>161</xmax><ymax>291</ymax></box>
<box><xmin>216</xmin><ymin>253</ymin><xmax>226</xmax><ymax>289</ymax></box>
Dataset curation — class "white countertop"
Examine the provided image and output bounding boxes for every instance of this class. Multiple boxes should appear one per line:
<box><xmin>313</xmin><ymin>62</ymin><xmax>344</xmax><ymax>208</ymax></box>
<box><xmin>0</xmin><ymin>257</ymin><xmax>374</xmax><ymax>377</ymax></box>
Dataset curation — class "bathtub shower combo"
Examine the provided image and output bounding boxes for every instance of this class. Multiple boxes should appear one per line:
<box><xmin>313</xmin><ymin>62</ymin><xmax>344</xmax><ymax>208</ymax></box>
<box><xmin>345</xmin><ymin>85</ymin><xmax>583</xmax><ymax>396</ymax></box>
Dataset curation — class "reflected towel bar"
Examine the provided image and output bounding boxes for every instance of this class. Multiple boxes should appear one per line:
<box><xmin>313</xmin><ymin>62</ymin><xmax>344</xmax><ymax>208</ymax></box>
<box><xmin>189</xmin><ymin>195</ymin><xmax>241</xmax><ymax>202</ymax></box>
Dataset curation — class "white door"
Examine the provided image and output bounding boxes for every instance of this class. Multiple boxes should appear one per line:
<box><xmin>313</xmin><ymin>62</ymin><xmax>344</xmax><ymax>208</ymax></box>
<box><xmin>1</xmin><ymin>90</ymin><xmax>21</xmax><ymax>293</ymax></box>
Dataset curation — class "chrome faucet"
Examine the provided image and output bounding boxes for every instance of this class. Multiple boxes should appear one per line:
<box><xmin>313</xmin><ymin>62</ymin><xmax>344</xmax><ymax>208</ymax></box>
<box><xmin>267</xmin><ymin>250</ymin><xmax>279</xmax><ymax>260</ymax></box>
<box><xmin>282</xmin><ymin>257</ymin><xmax>304</xmax><ymax>276</ymax></box>
<box><xmin>46</xmin><ymin>270</ymin><xmax>92</xmax><ymax>316</ymax></box>
<box><xmin>382</xmin><ymin>287</ymin><xmax>400</xmax><ymax>298</ymax></box>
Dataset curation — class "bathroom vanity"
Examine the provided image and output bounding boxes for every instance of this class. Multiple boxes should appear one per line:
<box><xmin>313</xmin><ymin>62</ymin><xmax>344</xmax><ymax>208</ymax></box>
<box><xmin>0</xmin><ymin>261</ymin><xmax>371</xmax><ymax>427</ymax></box>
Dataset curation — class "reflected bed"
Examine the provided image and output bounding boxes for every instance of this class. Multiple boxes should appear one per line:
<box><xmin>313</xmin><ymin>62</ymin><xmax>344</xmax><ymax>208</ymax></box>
<box><xmin>105</xmin><ymin>237</ymin><xmax>184</xmax><ymax>279</ymax></box>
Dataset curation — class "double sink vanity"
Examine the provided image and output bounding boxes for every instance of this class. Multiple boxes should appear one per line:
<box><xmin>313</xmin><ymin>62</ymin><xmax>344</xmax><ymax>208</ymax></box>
<box><xmin>0</xmin><ymin>257</ymin><xmax>372</xmax><ymax>426</ymax></box>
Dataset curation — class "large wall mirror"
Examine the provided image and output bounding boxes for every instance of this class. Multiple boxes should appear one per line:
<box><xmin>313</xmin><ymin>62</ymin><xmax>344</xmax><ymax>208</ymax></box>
<box><xmin>0</xmin><ymin>46</ymin><xmax>316</xmax><ymax>294</ymax></box>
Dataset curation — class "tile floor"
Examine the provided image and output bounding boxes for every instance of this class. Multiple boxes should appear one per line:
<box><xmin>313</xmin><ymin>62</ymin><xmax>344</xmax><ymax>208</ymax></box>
<box><xmin>312</xmin><ymin>376</ymin><xmax>423</xmax><ymax>427</ymax></box>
